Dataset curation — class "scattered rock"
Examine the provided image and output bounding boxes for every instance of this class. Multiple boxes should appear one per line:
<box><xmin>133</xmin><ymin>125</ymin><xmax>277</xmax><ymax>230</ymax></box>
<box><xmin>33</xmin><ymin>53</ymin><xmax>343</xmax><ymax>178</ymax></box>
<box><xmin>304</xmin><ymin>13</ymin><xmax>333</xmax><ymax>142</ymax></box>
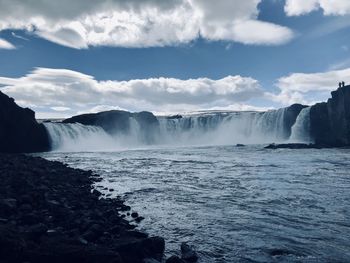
<box><xmin>144</xmin><ymin>258</ymin><xmax>161</xmax><ymax>263</ymax></box>
<box><xmin>0</xmin><ymin>198</ymin><xmax>17</xmax><ymax>216</ymax></box>
<box><xmin>25</xmin><ymin>223</ymin><xmax>48</xmax><ymax>240</ymax></box>
<box><xmin>181</xmin><ymin>243</ymin><xmax>198</xmax><ymax>262</ymax></box>
<box><xmin>135</xmin><ymin>216</ymin><xmax>145</xmax><ymax>223</ymax></box>
<box><xmin>131</xmin><ymin>212</ymin><xmax>139</xmax><ymax>218</ymax></box>
<box><xmin>0</xmin><ymin>154</ymin><xmax>165</xmax><ymax>263</ymax></box>
<box><xmin>166</xmin><ymin>255</ymin><xmax>185</xmax><ymax>263</ymax></box>
<box><xmin>264</xmin><ymin>143</ymin><xmax>325</xmax><ymax>149</ymax></box>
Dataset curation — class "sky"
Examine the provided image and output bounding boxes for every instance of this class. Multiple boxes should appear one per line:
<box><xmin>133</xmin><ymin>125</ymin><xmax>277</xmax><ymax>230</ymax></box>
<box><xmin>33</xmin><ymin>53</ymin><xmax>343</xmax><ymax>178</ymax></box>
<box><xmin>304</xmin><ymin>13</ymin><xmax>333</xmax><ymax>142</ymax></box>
<box><xmin>0</xmin><ymin>0</ymin><xmax>350</xmax><ymax>118</ymax></box>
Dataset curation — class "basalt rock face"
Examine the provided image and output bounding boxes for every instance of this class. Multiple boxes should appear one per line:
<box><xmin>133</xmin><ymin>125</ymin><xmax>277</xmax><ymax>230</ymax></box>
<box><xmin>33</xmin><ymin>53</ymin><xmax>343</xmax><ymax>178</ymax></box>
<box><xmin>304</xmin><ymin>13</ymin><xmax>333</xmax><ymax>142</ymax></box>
<box><xmin>309</xmin><ymin>102</ymin><xmax>332</xmax><ymax>145</ymax></box>
<box><xmin>63</xmin><ymin>110</ymin><xmax>160</xmax><ymax>144</ymax></box>
<box><xmin>283</xmin><ymin>103</ymin><xmax>308</xmax><ymax>138</ymax></box>
<box><xmin>0</xmin><ymin>91</ymin><xmax>50</xmax><ymax>153</ymax></box>
<box><xmin>63</xmin><ymin>110</ymin><xmax>132</xmax><ymax>134</ymax></box>
<box><xmin>327</xmin><ymin>86</ymin><xmax>350</xmax><ymax>145</ymax></box>
<box><xmin>310</xmin><ymin>85</ymin><xmax>350</xmax><ymax>146</ymax></box>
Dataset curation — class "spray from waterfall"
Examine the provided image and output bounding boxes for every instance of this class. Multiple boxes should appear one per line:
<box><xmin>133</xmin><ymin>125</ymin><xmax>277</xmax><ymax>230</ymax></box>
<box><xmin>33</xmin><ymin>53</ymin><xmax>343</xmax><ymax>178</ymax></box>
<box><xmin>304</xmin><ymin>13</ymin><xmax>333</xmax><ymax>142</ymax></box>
<box><xmin>44</xmin><ymin>123</ymin><xmax>116</xmax><ymax>152</ymax></box>
<box><xmin>44</xmin><ymin>107</ymin><xmax>312</xmax><ymax>151</ymax></box>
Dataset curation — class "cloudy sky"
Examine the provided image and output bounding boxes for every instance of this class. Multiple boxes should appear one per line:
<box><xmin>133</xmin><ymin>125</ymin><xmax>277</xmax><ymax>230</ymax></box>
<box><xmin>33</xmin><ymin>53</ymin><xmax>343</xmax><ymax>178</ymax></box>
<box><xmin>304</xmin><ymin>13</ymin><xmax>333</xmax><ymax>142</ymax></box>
<box><xmin>0</xmin><ymin>0</ymin><xmax>350</xmax><ymax>118</ymax></box>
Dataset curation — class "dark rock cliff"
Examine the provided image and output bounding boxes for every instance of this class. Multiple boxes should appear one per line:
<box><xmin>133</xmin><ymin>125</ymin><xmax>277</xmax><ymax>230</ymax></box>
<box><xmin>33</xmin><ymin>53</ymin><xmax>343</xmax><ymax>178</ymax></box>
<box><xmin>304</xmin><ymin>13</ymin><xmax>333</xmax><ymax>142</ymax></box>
<box><xmin>310</xmin><ymin>85</ymin><xmax>350</xmax><ymax>146</ymax></box>
<box><xmin>282</xmin><ymin>103</ymin><xmax>307</xmax><ymax>139</ymax></box>
<box><xmin>63</xmin><ymin>110</ymin><xmax>160</xmax><ymax>144</ymax></box>
<box><xmin>0</xmin><ymin>91</ymin><xmax>50</xmax><ymax>153</ymax></box>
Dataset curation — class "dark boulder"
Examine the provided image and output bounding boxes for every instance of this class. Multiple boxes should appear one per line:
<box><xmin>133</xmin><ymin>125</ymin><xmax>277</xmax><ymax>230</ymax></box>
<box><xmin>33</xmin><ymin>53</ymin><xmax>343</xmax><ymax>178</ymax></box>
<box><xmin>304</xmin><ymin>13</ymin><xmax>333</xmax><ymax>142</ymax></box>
<box><xmin>180</xmin><ymin>243</ymin><xmax>198</xmax><ymax>262</ymax></box>
<box><xmin>0</xmin><ymin>198</ymin><xmax>17</xmax><ymax>216</ymax></box>
<box><xmin>264</xmin><ymin>143</ymin><xmax>324</xmax><ymax>149</ymax></box>
<box><xmin>0</xmin><ymin>91</ymin><xmax>50</xmax><ymax>153</ymax></box>
<box><xmin>166</xmin><ymin>255</ymin><xmax>185</xmax><ymax>263</ymax></box>
<box><xmin>131</xmin><ymin>212</ymin><xmax>139</xmax><ymax>218</ymax></box>
<box><xmin>25</xmin><ymin>223</ymin><xmax>48</xmax><ymax>241</ymax></box>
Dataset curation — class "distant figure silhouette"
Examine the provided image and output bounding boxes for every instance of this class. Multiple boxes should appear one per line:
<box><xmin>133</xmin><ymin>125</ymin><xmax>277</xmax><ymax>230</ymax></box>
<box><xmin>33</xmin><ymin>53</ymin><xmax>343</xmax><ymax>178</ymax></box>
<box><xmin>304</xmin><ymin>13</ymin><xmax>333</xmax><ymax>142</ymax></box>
<box><xmin>342</xmin><ymin>81</ymin><xmax>345</xmax><ymax>87</ymax></box>
<box><xmin>339</xmin><ymin>82</ymin><xmax>342</xmax><ymax>88</ymax></box>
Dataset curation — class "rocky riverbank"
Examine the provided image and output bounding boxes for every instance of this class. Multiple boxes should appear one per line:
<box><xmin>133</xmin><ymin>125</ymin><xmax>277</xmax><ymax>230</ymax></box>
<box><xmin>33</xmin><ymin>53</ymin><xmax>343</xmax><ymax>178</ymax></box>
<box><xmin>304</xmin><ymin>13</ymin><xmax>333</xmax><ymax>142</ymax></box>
<box><xmin>0</xmin><ymin>153</ymin><xmax>165</xmax><ymax>263</ymax></box>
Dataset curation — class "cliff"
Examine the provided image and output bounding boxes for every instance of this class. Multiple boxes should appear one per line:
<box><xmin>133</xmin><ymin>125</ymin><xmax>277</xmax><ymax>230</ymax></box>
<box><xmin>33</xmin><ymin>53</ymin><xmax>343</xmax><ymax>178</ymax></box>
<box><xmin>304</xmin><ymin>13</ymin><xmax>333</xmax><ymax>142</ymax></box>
<box><xmin>310</xmin><ymin>85</ymin><xmax>350</xmax><ymax>146</ymax></box>
<box><xmin>0</xmin><ymin>91</ymin><xmax>50</xmax><ymax>153</ymax></box>
<box><xmin>63</xmin><ymin>110</ymin><xmax>160</xmax><ymax>144</ymax></box>
<box><xmin>281</xmin><ymin>103</ymin><xmax>307</xmax><ymax>139</ymax></box>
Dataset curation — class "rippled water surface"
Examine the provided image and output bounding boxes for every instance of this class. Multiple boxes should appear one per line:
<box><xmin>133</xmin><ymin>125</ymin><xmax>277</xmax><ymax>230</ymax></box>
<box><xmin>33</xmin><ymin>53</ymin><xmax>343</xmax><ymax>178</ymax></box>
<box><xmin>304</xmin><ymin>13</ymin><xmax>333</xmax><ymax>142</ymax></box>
<box><xmin>39</xmin><ymin>145</ymin><xmax>350</xmax><ymax>262</ymax></box>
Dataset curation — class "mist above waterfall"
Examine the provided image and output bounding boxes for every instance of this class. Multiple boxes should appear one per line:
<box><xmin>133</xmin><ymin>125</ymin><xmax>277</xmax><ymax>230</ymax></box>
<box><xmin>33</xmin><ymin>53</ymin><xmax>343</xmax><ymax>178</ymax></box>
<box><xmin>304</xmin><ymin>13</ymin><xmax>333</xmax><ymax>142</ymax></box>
<box><xmin>43</xmin><ymin>106</ymin><xmax>312</xmax><ymax>152</ymax></box>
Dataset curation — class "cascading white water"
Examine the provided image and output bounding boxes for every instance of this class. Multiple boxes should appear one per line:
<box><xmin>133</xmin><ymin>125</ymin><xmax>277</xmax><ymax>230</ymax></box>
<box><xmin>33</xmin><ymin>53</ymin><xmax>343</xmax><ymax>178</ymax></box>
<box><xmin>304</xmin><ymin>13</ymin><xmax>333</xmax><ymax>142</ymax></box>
<box><xmin>158</xmin><ymin>108</ymin><xmax>289</xmax><ymax>145</ymax></box>
<box><xmin>44</xmin><ymin>107</ymin><xmax>309</xmax><ymax>151</ymax></box>
<box><xmin>251</xmin><ymin>108</ymin><xmax>287</xmax><ymax>140</ymax></box>
<box><xmin>44</xmin><ymin>117</ymin><xmax>152</xmax><ymax>152</ymax></box>
<box><xmin>290</xmin><ymin>107</ymin><xmax>312</xmax><ymax>143</ymax></box>
<box><xmin>44</xmin><ymin>122</ymin><xmax>116</xmax><ymax>152</ymax></box>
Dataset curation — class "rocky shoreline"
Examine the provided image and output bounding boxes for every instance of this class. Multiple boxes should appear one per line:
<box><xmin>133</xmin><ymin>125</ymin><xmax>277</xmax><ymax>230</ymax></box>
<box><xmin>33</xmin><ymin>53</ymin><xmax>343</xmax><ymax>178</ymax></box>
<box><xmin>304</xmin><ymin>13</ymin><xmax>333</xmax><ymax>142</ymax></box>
<box><xmin>0</xmin><ymin>153</ymin><xmax>165</xmax><ymax>263</ymax></box>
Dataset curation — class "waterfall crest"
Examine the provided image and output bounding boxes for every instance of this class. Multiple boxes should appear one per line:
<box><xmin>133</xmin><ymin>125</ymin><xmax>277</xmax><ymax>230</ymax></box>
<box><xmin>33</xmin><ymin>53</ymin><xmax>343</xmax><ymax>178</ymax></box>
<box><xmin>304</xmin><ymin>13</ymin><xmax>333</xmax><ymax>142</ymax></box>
<box><xmin>44</xmin><ymin>123</ymin><xmax>116</xmax><ymax>151</ymax></box>
<box><xmin>44</xmin><ymin>107</ymin><xmax>313</xmax><ymax>151</ymax></box>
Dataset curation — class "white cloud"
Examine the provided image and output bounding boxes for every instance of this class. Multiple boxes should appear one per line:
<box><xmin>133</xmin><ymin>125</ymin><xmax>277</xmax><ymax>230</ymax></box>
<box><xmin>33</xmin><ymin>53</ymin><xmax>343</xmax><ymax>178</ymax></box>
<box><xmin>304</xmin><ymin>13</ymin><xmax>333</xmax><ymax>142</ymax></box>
<box><xmin>79</xmin><ymin>105</ymin><xmax>127</xmax><ymax>114</ymax></box>
<box><xmin>285</xmin><ymin>0</ymin><xmax>350</xmax><ymax>16</ymax></box>
<box><xmin>0</xmin><ymin>67</ymin><xmax>264</xmax><ymax>116</ymax></box>
<box><xmin>38</xmin><ymin>28</ymin><xmax>88</xmax><ymax>49</ymax></box>
<box><xmin>271</xmin><ymin>68</ymin><xmax>350</xmax><ymax>105</ymax></box>
<box><xmin>2</xmin><ymin>67</ymin><xmax>346</xmax><ymax>116</ymax></box>
<box><xmin>51</xmin><ymin>106</ymin><xmax>71</xmax><ymax>111</ymax></box>
<box><xmin>223</xmin><ymin>20</ymin><xmax>293</xmax><ymax>45</ymax></box>
<box><xmin>328</xmin><ymin>58</ymin><xmax>350</xmax><ymax>70</ymax></box>
<box><xmin>11</xmin><ymin>32</ymin><xmax>29</xmax><ymax>41</ymax></box>
<box><xmin>0</xmin><ymin>0</ymin><xmax>294</xmax><ymax>48</ymax></box>
<box><xmin>0</xmin><ymin>38</ymin><xmax>15</xmax><ymax>49</ymax></box>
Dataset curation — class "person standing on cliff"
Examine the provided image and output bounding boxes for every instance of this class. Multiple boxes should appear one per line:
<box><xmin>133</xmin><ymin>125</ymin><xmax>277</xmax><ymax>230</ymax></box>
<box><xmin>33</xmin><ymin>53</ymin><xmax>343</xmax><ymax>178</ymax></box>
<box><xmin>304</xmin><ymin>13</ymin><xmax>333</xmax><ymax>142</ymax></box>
<box><xmin>339</xmin><ymin>82</ymin><xmax>342</xmax><ymax>88</ymax></box>
<box><xmin>342</xmin><ymin>81</ymin><xmax>345</xmax><ymax>87</ymax></box>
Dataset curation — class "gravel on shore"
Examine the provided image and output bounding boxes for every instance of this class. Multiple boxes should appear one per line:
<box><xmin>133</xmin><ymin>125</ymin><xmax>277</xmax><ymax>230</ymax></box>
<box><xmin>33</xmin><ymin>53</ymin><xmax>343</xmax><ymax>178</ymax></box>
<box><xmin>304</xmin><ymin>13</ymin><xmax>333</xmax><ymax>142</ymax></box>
<box><xmin>0</xmin><ymin>153</ymin><xmax>164</xmax><ymax>263</ymax></box>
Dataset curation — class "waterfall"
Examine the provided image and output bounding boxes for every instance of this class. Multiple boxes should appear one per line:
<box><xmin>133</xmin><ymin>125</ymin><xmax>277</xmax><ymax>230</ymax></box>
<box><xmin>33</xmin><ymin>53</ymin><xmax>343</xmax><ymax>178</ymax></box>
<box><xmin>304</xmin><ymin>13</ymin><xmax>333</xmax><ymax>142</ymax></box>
<box><xmin>44</xmin><ymin>122</ymin><xmax>116</xmax><ymax>152</ymax></box>
<box><xmin>158</xmin><ymin>114</ymin><xmax>226</xmax><ymax>144</ymax></box>
<box><xmin>157</xmin><ymin>108</ymin><xmax>289</xmax><ymax>145</ymax></box>
<box><xmin>44</xmin><ymin>107</ymin><xmax>302</xmax><ymax>151</ymax></box>
<box><xmin>129</xmin><ymin>117</ymin><xmax>142</xmax><ymax>142</ymax></box>
<box><xmin>290</xmin><ymin>107</ymin><xmax>312</xmax><ymax>143</ymax></box>
<box><xmin>252</xmin><ymin>108</ymin><xmax>287</xmax><ymax>141</ymax></box>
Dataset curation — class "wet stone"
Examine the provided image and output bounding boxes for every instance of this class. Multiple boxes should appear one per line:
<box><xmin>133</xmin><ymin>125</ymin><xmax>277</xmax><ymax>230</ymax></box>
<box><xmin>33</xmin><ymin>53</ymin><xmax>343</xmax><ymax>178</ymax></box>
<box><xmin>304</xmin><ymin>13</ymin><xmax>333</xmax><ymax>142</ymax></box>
<box><xmin>181</xmin><ymin>243</ymin><xmax>198</xmax><ymax>262</ymax></box>
<box><xmin>0</xmin><ymin>153</ymin><xmax>165</xmax><ymax>263</ymax></box>
<box><xmin>166</xmin><ymin>255</ymin><xmax>185</xmax><ymax>263</ymax></box>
